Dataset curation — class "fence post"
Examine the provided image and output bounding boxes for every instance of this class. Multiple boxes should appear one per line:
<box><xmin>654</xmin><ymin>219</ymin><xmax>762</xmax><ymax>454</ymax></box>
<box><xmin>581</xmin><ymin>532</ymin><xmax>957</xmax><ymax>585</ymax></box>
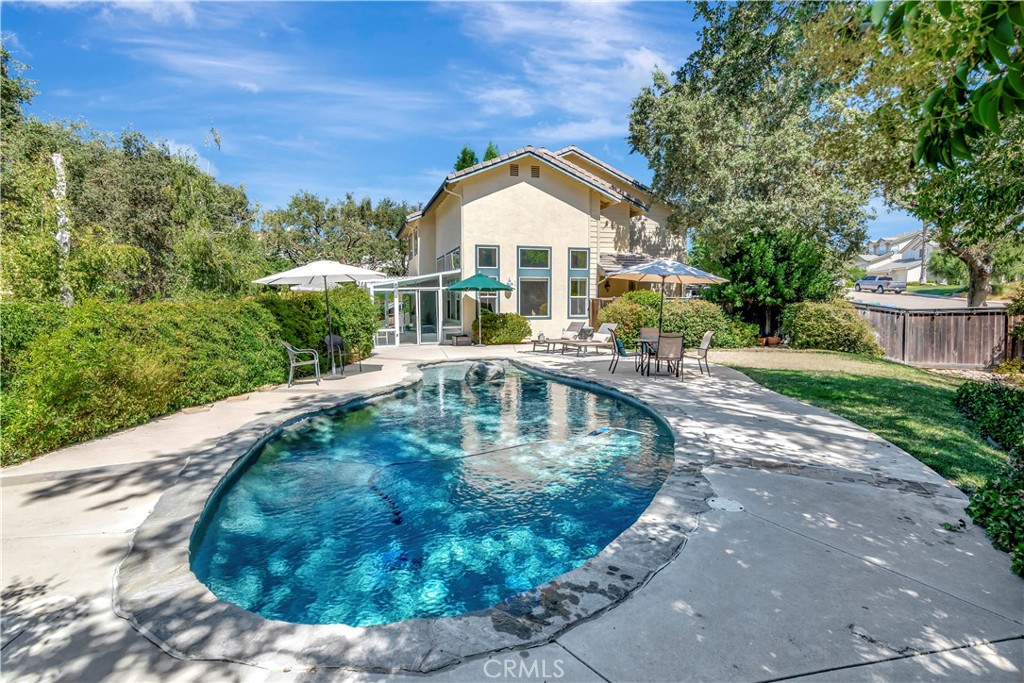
<box><xmin>901</xmin><ymin>310</ymin><xmax>908</xmax><ymax>362</ymax></box>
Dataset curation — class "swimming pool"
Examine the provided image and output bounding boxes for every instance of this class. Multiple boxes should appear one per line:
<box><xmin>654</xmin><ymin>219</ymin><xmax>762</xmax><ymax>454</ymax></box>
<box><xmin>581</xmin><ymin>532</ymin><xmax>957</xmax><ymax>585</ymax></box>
<box><xmin>190</xmin><ymin>362</ymin><xmax>674</xmax><ymax>626</ymax></box>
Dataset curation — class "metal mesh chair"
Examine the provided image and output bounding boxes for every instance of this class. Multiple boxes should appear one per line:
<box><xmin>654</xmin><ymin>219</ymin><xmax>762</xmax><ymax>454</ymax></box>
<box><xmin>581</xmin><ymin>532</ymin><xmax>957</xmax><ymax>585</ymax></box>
<box><xmin>645</xmin><ymin>333</ymin><xmax>684</xmax><ymax>378</ymax></box>
<box><xmin>608</xmin><ymin>328</ymin><xmax>641</xmax><ymax>374</ymax></box>
<box><xmin>325</xmin><ymin>334</ymin><xmax>363</xmax><ymax>374</ymax></box>
<box><xmin>684</xmin><ymin>330</ymin><xmax>715</xmax><ymax>375</ymax></box>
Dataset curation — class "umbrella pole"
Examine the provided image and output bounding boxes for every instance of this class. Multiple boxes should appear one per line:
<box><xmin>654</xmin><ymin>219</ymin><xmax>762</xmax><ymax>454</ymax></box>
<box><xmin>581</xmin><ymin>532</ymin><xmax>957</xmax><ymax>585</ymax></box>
<box><xmin>658</xmin><ymin>275</ymin><xmax>666</xmax><ymax>330</ymax></box>
<box><xmin>324</xmin><ymin>276</ymin><xmax>337</xmax><ymax>375</ymax></box>
<box><xmin>476</xmin><ymin>293</ymin><xmax>482</xmax><ymax>345</ymax></box>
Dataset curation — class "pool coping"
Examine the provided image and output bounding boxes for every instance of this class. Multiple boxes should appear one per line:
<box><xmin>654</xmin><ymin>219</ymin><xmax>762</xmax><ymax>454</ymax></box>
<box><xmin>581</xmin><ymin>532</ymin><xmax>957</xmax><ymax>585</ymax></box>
<box><xmin>112</xmin><ymin>358</ymin><xmax>716</xmax><ymax>674</ymax></box>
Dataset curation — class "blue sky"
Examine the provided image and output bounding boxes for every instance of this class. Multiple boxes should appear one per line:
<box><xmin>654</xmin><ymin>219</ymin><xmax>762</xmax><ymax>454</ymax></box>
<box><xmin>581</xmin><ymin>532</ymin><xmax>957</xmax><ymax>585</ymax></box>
<box><xmin>4</xmin><ymin>0</ymin><xmax>915</xmax><ymax>239</ymax></box>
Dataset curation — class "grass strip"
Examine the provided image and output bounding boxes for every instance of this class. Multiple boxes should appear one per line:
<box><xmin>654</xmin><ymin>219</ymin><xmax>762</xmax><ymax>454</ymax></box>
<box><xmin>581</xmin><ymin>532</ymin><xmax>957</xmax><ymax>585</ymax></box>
<box><xmin>723</xmin><ymin>354</ymin><xmax>1006</xmax><ymax>491</ymax></box>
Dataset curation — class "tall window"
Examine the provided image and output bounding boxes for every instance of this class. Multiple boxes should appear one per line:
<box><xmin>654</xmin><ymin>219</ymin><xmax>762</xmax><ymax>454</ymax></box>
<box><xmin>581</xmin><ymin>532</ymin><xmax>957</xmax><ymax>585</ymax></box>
<box><xmin>480</xmin><ymin>292</ymin><xmax>498</xmax><ymax>314</ymax></box>
<box><xmin>518</xmin><ymin>246</ymin><xmax>551</xmax><ymax>318</ymax></box>
<box><xmin>519</xmin><ymin>279</ymin><xmax>549</xmax><ymax>317</ymax></box>
<box><xmin>569</xmin><ymin>278</ymin><xmax>588</xmax><ymax>317</ymax></box>
<box><xmin>568</xmin><ymin>247</ymin><xmax>589</xmax><ymax>318</ymax></box>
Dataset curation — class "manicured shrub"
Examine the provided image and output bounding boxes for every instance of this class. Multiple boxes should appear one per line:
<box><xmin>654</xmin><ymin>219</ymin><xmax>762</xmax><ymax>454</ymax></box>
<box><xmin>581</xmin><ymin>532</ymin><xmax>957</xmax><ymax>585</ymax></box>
<box><xmin>597</xmin><ymin>299</ymin><xmax>658</xmax><ymax>346</ymax></box>
<box><xmin>621</xmin><ymin>289</ymin><xmax>663</xmax><ymax>308</ymax></box>
<box><xmin>782</xmin><ymin>301</ymin><xmax>884</xmax><ymax>356</ymax></box>
<box><xmin>471</xmin><ymin>311</ymin><xmax>532</xmax><ymax>344</ymax></box>
<box><xmin>954</xmin><ymin>381</ymin><xmax>1024</xmax><ymax>455</ymax></box>
<box><xmin>599</xmin><ymin>296</ymin><xmax>757</xmax><ymax>349</ymax></box>
<box><xmin>660</xmin><ymin>299</ymin><xmax>759</xmax><ymax>349</ymax></box>
<box><xmin>966</xmin><ymin>461</ymin><xmax>1024</xmax><ymax>577</ymax></box>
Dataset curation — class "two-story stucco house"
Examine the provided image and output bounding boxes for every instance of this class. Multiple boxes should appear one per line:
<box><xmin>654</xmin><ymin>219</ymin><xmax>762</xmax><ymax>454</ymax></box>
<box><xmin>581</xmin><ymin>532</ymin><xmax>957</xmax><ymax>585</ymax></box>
<box><xmin>369</xmin><ymin>145</ymin><xmax>682</xmax><ymax>345</ymax></box>
<box><xmin>852</xmin><ymin>228</ymin><xmax>936</xmax><ymax>283</ymax></box>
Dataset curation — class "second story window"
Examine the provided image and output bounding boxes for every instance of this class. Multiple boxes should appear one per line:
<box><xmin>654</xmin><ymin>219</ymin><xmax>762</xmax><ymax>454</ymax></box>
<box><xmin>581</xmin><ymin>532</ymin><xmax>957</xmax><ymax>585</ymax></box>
<box><xmin>477</xmin><ymin>246</ymin><xmax>498</xmax><ymax>269</ymax></box>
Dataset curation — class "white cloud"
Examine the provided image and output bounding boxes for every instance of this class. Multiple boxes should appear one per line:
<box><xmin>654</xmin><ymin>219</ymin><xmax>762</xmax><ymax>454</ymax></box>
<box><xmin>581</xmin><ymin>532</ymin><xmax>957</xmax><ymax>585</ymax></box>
<box><xmin>105</xmin><ymin>1</ymin><xmax>197</xmax><ymax>25</ymax></box>
<box><xmin>471</xmin><ymin>83</ymin><xmax>537</xmax><ymax>118</ymax></box>
<box><xmin>445</xmin><ymin>2</ymin><xmax>687</xmax><ymax>144</ymax></box>
<box><xmin>529</xmin><ymin>117</ymin><xmax>623</xmax><ymax>143</ymax></box>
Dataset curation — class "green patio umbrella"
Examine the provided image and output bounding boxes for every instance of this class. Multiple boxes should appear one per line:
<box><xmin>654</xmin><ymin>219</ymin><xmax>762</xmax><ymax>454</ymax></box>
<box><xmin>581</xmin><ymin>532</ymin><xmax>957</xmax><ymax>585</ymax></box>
<box><xmin>448</xmin><ymin>273</ymin><xmax>513</xmax><ymax>345</ymax></box>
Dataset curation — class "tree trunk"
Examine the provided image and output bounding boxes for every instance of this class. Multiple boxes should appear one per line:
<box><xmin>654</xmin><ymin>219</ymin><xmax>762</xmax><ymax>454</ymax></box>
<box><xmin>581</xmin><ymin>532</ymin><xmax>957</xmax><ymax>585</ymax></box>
<box><xmin>942</xmin><ymin>238</ymin><xmax>994</xmax><ymax>307</ymax></box>
<box><xmin>966</xmin><ymin>263</ymin><xmax>992</xmax><ymax>307</ymax></box>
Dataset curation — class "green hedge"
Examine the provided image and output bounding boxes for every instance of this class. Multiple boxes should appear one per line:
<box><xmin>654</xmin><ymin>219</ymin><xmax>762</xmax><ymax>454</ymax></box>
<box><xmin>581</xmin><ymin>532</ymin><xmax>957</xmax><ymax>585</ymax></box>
<box><xmin>598</xmin><ymin>297</ymin><xmax>758</xmax><ymax>349</ymax></box>
<box><xmin>956</xmin><ymin>380</ymin><xmax>1024</xmax><ymax>576</ymax></box>
<box><xmin>782</xmin><ymin>301</ymin><xmax>884</xmax><ymax>356</ymax></box>
<box><xmin>966</xmin><ymin>462</ymin><xmax>1024</xmax><ymax>576</ymax></box>
<box><xmin>471</xmin><ymin>310</ymin><xmax>532</xmax><ymax>344</ymax></box>
<box><xmin>0</xmin><ymin>286</ymin><xmax>378</xmax><ymax>465</ymax></box>
<box><xmin>1</xmin><ymin>301</ymin><xmax>68</xmax><ymax>383</ymax></box>
<box><xmin>955</xmin><ymin>381</ymin><xmax>1024</xmax><ymax>455</ymax></box>
<box><xmin>255</xmin><ymin>285</ymin><xmax>378</xmax><ymax>360</ymax></box>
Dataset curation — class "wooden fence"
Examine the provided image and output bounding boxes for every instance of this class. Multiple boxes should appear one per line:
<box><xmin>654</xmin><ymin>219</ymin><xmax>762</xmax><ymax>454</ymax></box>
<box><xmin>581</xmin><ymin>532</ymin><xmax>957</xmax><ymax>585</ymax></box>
<box><xmin>851</xmin><ymin>303</ymin><xmax>1023</xmax><ymax>368</ymax></box>
<box><xmin>589</xmin><ymin>297</ymin><xmax>615</xmax><ymax>328</ymax></box>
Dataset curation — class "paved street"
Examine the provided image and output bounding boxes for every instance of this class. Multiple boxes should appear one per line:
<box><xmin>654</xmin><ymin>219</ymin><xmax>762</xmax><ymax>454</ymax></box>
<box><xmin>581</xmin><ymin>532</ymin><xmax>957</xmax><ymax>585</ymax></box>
<box><xmin>846</xmin><ymin>289</ymin><xmax>1008</xmax><ymax>310</ymax></box>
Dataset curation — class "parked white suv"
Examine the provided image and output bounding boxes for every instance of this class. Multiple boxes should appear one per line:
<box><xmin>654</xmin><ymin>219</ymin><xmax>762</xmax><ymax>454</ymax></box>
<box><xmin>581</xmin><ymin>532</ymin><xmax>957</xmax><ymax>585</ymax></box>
<box><xmin>854</xmin><ymin>275</ymin><xmax>907</xmax><ymax>294</ymax></box>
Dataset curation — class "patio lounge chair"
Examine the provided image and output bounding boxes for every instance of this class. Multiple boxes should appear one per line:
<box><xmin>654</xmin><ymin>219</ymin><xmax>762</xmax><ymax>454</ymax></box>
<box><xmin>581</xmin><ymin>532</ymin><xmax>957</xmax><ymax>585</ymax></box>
<box><xmin>608</xmin><ymin>328</ymin><xmax>642</xmax><ymax>374</ymax></box>
<box><xmin>282</xmin><ymin>341</ymin><xmax>321</xmax><ymax>387</ymax></box>
<box><xmin>643</xmin><ymin>333</ymin><xmax>684</xmax><ymax>378</ymax></box>
<box><xmin>684</xmin><ymin>330</ymin><xmax>715</xmax><ymax>376</ymax></box>
<box><xmin>561</xmin><ymin>323</ymin><xmax>617</xmax><ymax>356</ymax></box>
<box><xmin>533</xmin><ymin>321</ymin><xmax>584</xmax><ymax>352</ymax></box>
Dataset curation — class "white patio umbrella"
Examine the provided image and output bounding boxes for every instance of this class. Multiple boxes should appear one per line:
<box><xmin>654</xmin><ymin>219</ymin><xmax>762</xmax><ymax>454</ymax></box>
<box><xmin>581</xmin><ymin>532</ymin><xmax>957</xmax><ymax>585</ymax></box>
<box><xmin>608</xmin><ymin>259</ymin><xmax>728</xmax><ymax>329</ymax></box>
<box><xmin>254</xmin><ymin>260</ymin><xmax>384</xmax><ymax>374</ymax></box>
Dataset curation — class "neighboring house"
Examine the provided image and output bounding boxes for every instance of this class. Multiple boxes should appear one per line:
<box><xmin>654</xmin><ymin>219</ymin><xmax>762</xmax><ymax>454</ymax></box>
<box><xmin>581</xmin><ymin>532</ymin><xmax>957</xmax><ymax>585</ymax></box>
<box><xmin>853</xmin><ymin>229</ymin><xmax>938</xmax><ymax>283</ymax></box>
<box><xmin>372</xmin><ymin>145</ymin><xmax>682</xmax><ymax>344</ymax></box>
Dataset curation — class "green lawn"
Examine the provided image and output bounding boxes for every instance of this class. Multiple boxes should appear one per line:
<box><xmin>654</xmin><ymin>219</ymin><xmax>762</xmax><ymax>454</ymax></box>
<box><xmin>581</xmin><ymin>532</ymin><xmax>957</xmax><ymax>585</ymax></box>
<box><xmin>717</xmin><ymin>351</ymin><xmax>1006</xmax><ymax>491</ymax></box>
<box><xmin>906</xmin><ymin>284</ymin><xmax>968</xmax><ymax>296</ymax></box>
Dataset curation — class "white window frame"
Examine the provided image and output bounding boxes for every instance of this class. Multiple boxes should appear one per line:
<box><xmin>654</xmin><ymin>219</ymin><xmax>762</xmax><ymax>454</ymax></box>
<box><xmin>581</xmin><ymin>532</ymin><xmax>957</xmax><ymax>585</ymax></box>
<box><xmin>568</xmin><ymin>277</ymin><xmax>588</xmax><ymax>318</ymax></box>
<box><xmin>569</xmin><ymin>248</ymin><xmax>589</xmax><ymax>270</ymax></box>
<box><xmin>518</xmin><ymin>248</ymin><xmax>550</xmax><ymax>269</ymax></box>
<box><xmin>477</xmin><ymin>246</ymin><xmax>498</xmax><ymax>269</ymax></box>
<box><xmin>518</xmin><ymin>277</ymin><xmax>550</xmax><ymax>319</ymax></box>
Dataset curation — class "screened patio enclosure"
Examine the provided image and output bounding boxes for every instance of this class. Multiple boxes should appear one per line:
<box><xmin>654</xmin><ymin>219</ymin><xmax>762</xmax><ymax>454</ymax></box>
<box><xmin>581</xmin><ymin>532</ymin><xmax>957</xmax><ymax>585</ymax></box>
<box><xmin>368</xmin><ymin>270</ymin><xmax>463</xmax><ymax>345</ymax></box>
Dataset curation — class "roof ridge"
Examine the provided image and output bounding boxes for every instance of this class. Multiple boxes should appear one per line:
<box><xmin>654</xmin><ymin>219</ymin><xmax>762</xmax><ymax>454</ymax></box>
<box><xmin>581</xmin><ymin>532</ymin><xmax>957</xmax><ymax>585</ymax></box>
<box><xmin>554</xmin><ymin>145</ymin><xmax>651</xmax><ymax>194</ymax></box>
<box><xmin>445</xmin><ymin>145</ymin><xmax>537</xmax><ymax>181</ymax></box>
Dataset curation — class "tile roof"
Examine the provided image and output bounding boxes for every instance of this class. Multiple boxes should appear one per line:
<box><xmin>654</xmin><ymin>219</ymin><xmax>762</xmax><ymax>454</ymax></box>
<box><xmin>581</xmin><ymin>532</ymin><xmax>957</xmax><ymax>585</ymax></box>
<box><xmin>598</xmin><ymin>251</ymin><xmax>655</xmax><ymax>274</ymax></box>
<box><xmin>554</xmin><ymin>145</ymin><xmax>651</xmax><ymax>194</ymax></box>
<box><xmin>403</xmin><ymin>145</ymin><xmax>650</xmax><ymax>228</ymax></box>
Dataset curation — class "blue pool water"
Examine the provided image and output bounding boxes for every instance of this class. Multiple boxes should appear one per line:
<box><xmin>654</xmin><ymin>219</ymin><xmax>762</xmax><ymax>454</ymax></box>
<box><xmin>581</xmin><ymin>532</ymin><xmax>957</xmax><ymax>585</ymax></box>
<box><xmin>190</xmin><ymin>363</ymin><xmax>674</xmax><ymax>626</ymax></box>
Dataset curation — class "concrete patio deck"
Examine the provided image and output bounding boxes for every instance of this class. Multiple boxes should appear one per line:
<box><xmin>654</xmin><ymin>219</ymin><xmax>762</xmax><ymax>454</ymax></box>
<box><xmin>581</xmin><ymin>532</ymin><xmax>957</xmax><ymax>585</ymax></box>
<box><xmin>2</xmin><ymin>344</ymin><xmax>1021</xmax><ymax>682</ymax></box>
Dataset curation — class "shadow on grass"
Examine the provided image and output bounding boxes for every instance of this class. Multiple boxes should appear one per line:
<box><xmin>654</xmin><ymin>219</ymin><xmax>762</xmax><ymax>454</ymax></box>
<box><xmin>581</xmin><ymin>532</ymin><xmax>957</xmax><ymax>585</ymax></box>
<box><xmin>732</xmin><ymin>367</ymin><xmax>1007</xmax><ymax>490</ymax></box>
